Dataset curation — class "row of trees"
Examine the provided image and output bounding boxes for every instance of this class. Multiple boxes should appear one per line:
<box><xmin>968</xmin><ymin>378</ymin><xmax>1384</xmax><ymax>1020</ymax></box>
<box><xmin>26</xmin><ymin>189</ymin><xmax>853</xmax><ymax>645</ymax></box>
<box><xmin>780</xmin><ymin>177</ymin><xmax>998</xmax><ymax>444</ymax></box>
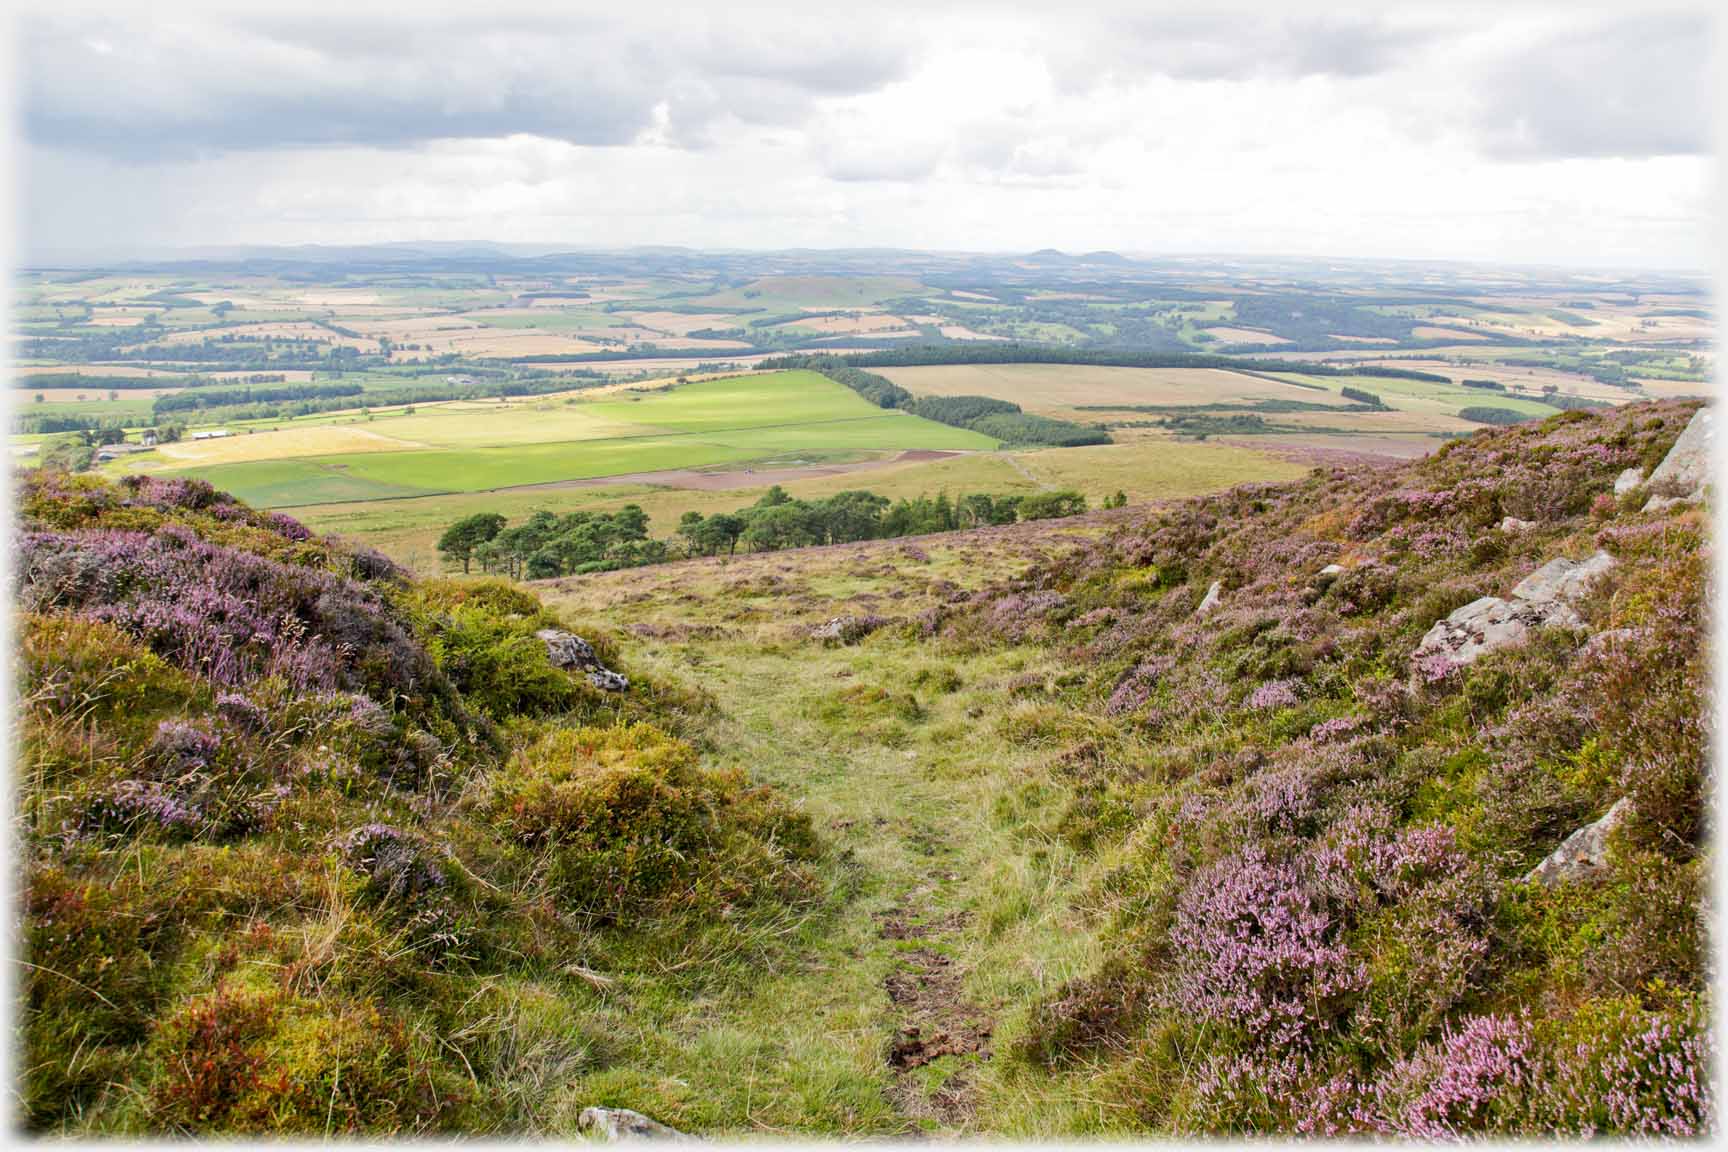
<box><xmin>758</xmin><ymin>355</ymin><xmax>1111</xmax><ymax>447</ymax></box>
<box><xmin>438</xmin><ymin>484</ymin><xmax>1096</xmax><ymax>578</ymax></box>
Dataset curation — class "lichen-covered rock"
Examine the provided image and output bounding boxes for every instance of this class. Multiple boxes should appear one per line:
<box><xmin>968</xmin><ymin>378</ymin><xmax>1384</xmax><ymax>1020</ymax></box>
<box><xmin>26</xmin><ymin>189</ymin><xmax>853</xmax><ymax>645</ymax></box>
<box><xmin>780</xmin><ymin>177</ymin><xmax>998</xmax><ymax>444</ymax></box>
<box><xmin>1614</xmin><ymin>467</ymin><xmax>1645</xmax><ymax>496</ymax></box>
<box><xmin>1413</xmin><ymin>551</ymin><xmax>1614</xmax><ymax>671</ymax></box>
<box><xmin>1509</xmin><ymin>550</ymin><xmax>1616</xmax><ymax>605</ymax></box>
<box><xmin>1414</xmin><ymin>596</ymin><xmax>1542</xmax><ymax>669</ymax></box>
<box><xmin>536</xmin><ymin>628</ymin><xmax>628</xmax><ymax>691</ymax></box>
<box><xmin>537</xmin><ymin>628</ymin><xmax>600</xmax><ymax>669</ymax></box>
<box><xmin>578</xmin><ymin>1107</ymin><xmax>693</xmax><ymax>1142</ymax></box>
<box><xmin>586</xmin><ymin>669</ymin><xmax>629</xmax><ymax>692</ymax></box>
<box><xmin>1524</xmin><ymin>798</ymin><xmax>1631</xmax><ymax>886</ymax></box>
<box><xmin>1195</xmin><ymin>580</ymin><xmax>1222</xmax><ymax>617</ymax></box>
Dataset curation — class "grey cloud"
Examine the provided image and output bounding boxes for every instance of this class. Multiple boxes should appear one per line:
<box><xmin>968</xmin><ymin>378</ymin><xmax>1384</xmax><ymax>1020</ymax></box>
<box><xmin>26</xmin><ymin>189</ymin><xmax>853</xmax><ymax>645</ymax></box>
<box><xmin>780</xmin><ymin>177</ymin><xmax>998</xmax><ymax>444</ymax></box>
<box><xmin>1471</xmin><ymin>15</ymin><xmax>1710</xmax><ymax>160</ymax></box>
<box><xmin>24</xmin><ymin>12</ymin><xmax>915</xmax><ymax>161</ymax></box>
<box><xmin>1053</xmin><ymin>14</ymin><xmax>1448</xmax><ymax>87</ymax></box>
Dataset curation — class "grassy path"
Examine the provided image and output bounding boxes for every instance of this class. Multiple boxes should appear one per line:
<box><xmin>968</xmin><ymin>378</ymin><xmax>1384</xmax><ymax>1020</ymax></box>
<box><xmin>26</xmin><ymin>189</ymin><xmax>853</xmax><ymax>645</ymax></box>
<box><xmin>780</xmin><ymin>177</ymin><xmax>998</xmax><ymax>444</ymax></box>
<box><xmin>539</xmin><ymin>531</ymin><xmax>1125</xmax><ymax>1137</ymax></box>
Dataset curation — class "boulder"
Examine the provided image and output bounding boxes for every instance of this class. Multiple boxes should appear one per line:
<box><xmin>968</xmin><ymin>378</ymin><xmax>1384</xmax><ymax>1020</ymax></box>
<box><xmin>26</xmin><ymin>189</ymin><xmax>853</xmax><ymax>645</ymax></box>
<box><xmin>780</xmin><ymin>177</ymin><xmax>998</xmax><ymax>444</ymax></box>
<box><xmin>1524</xmin><ymin>798</ymin><xmax>1631</xmax><ymax>886</ymax></box>
<box><xmin>1498</xmin><ymin>516</ymin><xmax>1535</xmax><ymax>533</ymax></box>
<box><xmin>537</xmin><ymin>629</ymin><xmax>629</xmax><ymax>692</ymax></box>
<box><xmin>1195</xmin><ymin>580</ymin><xmax>1222</xmax><ymax>617</ymax></box>
<box><xmin>1318</xmin><ymin>563</ymin><xmax>1345</xmax><ymax>577</ymax></box>
<box><xmin>537</xmin><ymin>629</ymin><xmax>599</xmax><ymax>669</ymax></box>
<box><xmin>1414</xmin><ymin>596</ymin><xmax>1540</xmax><ymax>669</ymax></box>
<box><xmin>578</xmin><ymin>1107</ymin><xmax>693</xmax><ymax>1142</ymax></box>
<box><xmin>1642</xmin><ymin>494</ymin><xmax>1691</xmax><ymax>514</ymax></box>
<box><xmin>810</xmin><ymin>615</ymin><xmax>885</xmax><ymax>645</ymax></box>
<box><xmin>1613</xmin><ymin>467</ymin><xmax>1645</xmax><ymax>496</ymax></box>
<box><xmin>1509</xmin><ymin>550</ymin><xmax>1616</xmax><ymax>606</ymax></box>
<box><xmin>1642</xmin><ymin>406</ymin><xmax>1713</xmax><ymax>506</ymax></box>
<box><xmin>1413</xmin><ymin>552</ymin><xmax>1614</xmax><ymax>671</ymax></box>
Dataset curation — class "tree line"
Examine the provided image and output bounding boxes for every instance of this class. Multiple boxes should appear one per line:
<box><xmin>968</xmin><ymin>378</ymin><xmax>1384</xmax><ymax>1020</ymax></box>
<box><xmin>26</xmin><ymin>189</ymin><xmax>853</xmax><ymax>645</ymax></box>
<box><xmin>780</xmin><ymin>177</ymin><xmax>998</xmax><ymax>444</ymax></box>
<box><xmin>757</xmin><ymin>355</ymin><xmax>1111</xmax><ymax>447</ymax></box>
<box><xmin>437</xmin><ymin>484</ymin><xmax>1097</xmax><ymax>579</ymax></box>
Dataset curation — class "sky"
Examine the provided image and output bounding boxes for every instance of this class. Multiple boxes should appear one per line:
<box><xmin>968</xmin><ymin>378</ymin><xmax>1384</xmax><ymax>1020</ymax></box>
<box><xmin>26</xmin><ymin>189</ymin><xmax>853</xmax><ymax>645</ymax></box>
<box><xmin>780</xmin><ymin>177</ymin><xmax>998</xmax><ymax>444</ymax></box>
<box><xmin>14</xmin><ymin>1</ymin><xmax>1720</xmax><ymax>269</ymax></box>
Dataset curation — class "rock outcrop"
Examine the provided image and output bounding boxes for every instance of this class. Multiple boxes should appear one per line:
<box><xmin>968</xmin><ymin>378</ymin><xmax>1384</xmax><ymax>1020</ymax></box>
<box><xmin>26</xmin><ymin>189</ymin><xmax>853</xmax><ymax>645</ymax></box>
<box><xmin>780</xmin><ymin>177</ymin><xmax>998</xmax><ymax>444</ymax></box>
<box><xmin>1413</xmin><ymin>551</ymin><xmax>1616</xmax><ymax>670</ymax></box>
<box><xmin>1195</xmin><ymin>580</ymin><xmax>1222</xmax><ymax>617</ymax></box>
<box><xmin>577</xmin><ymin>1107</ymin><xmax>694</xmax><ymax>1142</ymax></box>
<box><xmin>1642</xmin><ymin>406</ymin><xmax>1712</xmax><ymax>512</ymax></box>
<box><xmin>1524</xmin><ymin>798</ymin><xmax>1631</xmax><ymax>886</ymax></box>
<box><xmin>537</xmin><ymin>629</ymin><xmax>629</xmax><ymax>692</ymax></box>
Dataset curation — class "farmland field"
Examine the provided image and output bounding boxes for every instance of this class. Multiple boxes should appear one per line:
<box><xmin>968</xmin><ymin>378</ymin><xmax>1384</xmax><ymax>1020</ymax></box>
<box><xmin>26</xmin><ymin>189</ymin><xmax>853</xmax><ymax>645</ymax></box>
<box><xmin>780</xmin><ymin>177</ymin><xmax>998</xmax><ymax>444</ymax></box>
<box><xmin>110</xmin><ymin>370</ymin><xmax>999</xmax><ymax>507</ymax></box>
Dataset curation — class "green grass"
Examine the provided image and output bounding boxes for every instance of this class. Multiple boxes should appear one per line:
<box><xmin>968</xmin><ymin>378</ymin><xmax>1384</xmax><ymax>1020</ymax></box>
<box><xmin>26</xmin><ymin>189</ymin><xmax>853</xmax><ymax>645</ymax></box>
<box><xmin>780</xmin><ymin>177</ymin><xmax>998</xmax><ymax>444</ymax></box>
<box><xmin>137</xmin><ymin>372</ymin><xmax>998</xmax><ymax>507</ymax></box>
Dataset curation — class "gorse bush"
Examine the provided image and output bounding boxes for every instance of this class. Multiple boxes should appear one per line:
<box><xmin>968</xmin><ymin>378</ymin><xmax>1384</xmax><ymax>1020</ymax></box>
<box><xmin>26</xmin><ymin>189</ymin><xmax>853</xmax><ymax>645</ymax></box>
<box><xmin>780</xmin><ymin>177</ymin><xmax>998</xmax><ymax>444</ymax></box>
<box><xmin>14</xmin><ymin>468</ymin><xmax>818</xmax><ymax>1135</ymax></box>
<box><xmin>936</xmin><ymin>399</ymin><xmax>1710</xmax><ymax>1135</ymax></box>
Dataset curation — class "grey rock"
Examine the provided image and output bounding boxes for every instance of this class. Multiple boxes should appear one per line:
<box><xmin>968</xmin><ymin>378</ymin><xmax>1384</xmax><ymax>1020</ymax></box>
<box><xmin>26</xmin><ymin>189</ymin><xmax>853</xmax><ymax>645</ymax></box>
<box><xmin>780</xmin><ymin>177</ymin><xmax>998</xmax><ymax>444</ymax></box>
<box><xmin>586</xmin><ymin>669</ymin><xmax>630</xmax><ymax>692</ymax></box>
<box><xmin>1414</xmin><ymin>596</ymin><xmax>1538</xmax><ymax>668</ymax></box>
<box><xmin>1509</xmin><ymin>550</ymin><xmax>1616</xmax><ymax>605</ymax></box>
<box><xmin>810</xmin><ymin>615</ymin><xmax>884</xmax><ymax>645</ymax></box>
<box><xmin>578</xmin><ymin>1107</ymin><xmax>693</xmax><ymax>1142</ymax></box>
<box><xmin>537</xmin><ymin>628</ymin><xmax>628</xmax><ymax>692</ymax></box>
<box><xmin>1643</xmin><ymin>494</ymin><xmax>1691</xmax><ymax>514</ymax></box>
<box><xmin>1613</xmin><ymin>467</ymin><xmax>1645</xmax><ymax>496</ymax></box>
<box><xmin>1643</xmin><ymin>406</ymin><xmax>1713</xmax><ymax>504</ymax></box>
<box><xmin>1524</xmin><ymin>798</ymin><xmax>1631</xmax><ymax>886</ymax></box>
<box><xmin>1195</xmin><ymin>580</ymin><xmax>1222</xmax><ymax>617</ymax></box>
<box><xmin>1498</xmin><ymin>516</ymin><xmax>1536</xmax><ymax>533</ymax></box>
<box><xmin>1411</xmin><ymin>553</ymin><xmax>1612</xmax><ymax>671</ymax></box>
<box><xmin>537</xmin><ymin>628</ymin><xmax>599</xmax><ymax>669</ymax></box>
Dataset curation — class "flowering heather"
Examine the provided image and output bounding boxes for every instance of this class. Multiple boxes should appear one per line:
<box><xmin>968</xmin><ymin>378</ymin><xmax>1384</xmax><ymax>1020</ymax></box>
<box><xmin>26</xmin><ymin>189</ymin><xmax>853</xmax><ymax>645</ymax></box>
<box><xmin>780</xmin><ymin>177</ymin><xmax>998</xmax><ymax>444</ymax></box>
<box><xmin>1247</xmin><ymin>679</ymin><xmax>1300</xmax><ymax>710</ymax></box>
<box><xmin>214</xmin><ymin>693</ymin><xmax>270</xmax><ymax>734</ymax></box>
<box><xmin>1105</xmin><ymin>655</ymin><xmax>1173</xmax><ymax>715</ymax></box>
<box><xmin>1308</xmin><ymin>716</ymin><xmax>1361</xmax><ymax>742</ymax></box>
<box><xmin>77</xmin><ymin>779</ymin><xmax>203</xmax><ymax>838</ymax></box>
<box><xmin>982</xmin><ymin>589</ymin><xmax>1067</xmax><ymax>641</ymax></box>
<box><xmin>338</xmin><ymin>824</ymin><xmax>448</xmax><ymax>904</ymax></box>
<box><xmin>150</xmin><ymin>720</ymin><xmax>220</xmax><ymax>773</ymax></box>
<box><xmin>19</xmin><ymin>522</ymin><xmax>436</xmax><ymax>699</ymax></box>
<box><xmin>1168</xmin><ymin>847</ymin><xmax>1366</xmax><ymax>1049</ymax></box>
<box><xmin>1368</xmin><ymin>1014</ymin><xmax>1535</xmax><ymax>1138</ymax></box>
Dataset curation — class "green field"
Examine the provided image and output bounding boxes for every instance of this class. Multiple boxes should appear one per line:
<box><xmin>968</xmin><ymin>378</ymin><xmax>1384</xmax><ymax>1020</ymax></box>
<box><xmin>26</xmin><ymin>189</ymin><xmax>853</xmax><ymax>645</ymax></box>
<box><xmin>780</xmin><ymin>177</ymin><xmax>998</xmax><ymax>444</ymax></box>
<box><xmin>118</xmin><ymin>371</ymin><xmax>998</xmax><ymax>507</ymax></box>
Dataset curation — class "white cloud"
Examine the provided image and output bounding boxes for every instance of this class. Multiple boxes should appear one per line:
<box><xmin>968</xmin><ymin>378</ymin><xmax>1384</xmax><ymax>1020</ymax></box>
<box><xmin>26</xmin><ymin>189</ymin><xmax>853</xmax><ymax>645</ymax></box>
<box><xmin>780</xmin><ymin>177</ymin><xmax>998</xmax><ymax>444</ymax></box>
<box><xmin>16</xmin><ymin>2</ymin><xmax>1718</xmax><ymax>269</ymax></box>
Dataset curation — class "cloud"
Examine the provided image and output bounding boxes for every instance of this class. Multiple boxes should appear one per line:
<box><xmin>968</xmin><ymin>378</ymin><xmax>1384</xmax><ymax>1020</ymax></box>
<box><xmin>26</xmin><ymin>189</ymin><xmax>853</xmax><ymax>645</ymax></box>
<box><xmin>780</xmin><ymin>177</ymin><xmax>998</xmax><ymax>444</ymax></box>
<box><xmin>1050</xmin><ymin>14</ymin><xmax>1451</xmax><ymax>88</ymax></box>
<box><xmin>1470</xmin><ymin>14</ymin><xmax>1710</xmax><ymax>160</ymax></box>
<box><xmin>22</xmin><ymin>11</ymin><xmax>916</xmax><ymax>161</ymax></box>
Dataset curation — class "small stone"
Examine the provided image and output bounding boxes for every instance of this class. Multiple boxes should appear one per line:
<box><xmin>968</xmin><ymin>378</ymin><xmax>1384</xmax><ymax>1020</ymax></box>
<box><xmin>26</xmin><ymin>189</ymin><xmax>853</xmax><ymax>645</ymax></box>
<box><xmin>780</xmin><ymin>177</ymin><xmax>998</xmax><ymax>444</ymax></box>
<box><xmin>1524</xmin><ymin>798</ymin><xmax>1631</xmax><ymax>886</ymax></box>
<box><xmin>1319</xmin><ymin>563</ymin><xmax>1345</xmax><ymax>576</ymax></box>
<box><xmin>1499</xmin><ymin>516</ymin><xmax>1535</xmax><ymax>533</ymax></box>
<box><xmin>1195</xmin><ymin>580</ymin><xmax>1222</xmax><ymax>617</ymax></box>
<box><xmin>578</xmin><ymin>1107</ymin><xmax>693</xmax><ymax>1142</ymax></box>
<box><xmin>1613</xmin><ymin>467</ymin><xmax>1645</xmax><ymax>496</ymax></box>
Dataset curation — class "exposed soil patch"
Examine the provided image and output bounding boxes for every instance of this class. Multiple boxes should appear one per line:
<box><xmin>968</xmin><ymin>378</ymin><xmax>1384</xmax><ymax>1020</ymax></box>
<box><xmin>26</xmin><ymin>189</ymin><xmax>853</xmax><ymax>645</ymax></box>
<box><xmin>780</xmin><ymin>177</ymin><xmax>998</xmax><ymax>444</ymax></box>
<box><xmin>879</xmin><ymin>904</ymin><xmax>993</xmax><ymax>1130</ymax></box>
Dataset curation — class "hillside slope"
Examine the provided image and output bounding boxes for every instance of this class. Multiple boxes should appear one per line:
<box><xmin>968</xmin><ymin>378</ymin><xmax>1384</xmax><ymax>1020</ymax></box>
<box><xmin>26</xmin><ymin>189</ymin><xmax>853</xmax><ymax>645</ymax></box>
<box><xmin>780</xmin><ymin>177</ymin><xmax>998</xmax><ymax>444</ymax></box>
<box><xmin>14</xmin><ymin>471</ymin><xmax>818</xmax><ymax>1135</ymax></box>
<box><xmin>536</xmin><ymin>397</ymin><xmax>1711</xmax><ymax>1137</ymax></box>
<box><xmin>15</xmin><ymin>398</ymin><xmax>1712</xmax><ymax>1138</ymax></box>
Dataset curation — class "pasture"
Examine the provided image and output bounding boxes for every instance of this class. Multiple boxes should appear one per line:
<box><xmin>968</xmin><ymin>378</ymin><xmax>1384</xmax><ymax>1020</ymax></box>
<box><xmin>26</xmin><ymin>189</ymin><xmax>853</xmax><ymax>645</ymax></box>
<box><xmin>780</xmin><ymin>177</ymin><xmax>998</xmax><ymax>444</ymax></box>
<box><xmin>109</xmin><ymin>370</ymin><xmax>1000</xmax><ymax>507</ymax></box>
<box><xmin>878</xmin><ymin>363</ymin><xmax>1355</xmax><ymax>418</ymax></box>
